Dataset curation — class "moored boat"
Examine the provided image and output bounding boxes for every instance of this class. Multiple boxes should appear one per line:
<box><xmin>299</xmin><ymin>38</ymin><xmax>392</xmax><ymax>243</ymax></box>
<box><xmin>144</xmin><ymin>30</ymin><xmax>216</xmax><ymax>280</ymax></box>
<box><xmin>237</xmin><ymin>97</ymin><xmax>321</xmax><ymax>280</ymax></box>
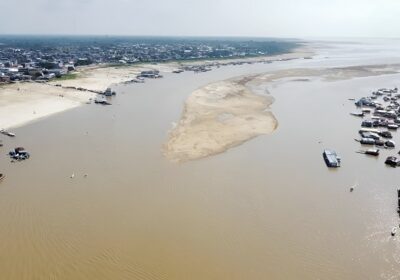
<box><xmin>385</xmin><ymin>140</ymin><xmax>396</xmax><ymax>148</ymax></box>
<box><xmin>365</xmin><ymin>149</ymin><xmax>380</xmax><ymax>156</ymax></box>
<box><xmin>323</xmin><ymin>149</ymin><xmax>341</xmax><ymax>168</ymax></box>
<box><xmin>385</xmin><ymin>156</ymin><xmax>400</xmax><ymax>167</ymax></box>
<box><xmin>350</xmin><ymin>111</ymin><xmax>364</xmax><ymax>117</ymax></box>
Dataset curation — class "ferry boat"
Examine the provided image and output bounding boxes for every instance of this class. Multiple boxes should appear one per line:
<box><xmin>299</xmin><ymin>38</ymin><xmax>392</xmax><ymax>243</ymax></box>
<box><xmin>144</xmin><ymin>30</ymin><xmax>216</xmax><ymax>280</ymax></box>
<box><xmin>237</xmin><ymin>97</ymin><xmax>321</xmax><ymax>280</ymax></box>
<box><xmin>323</xmin><ymin>150</ymin><xmax>341</xmax><ymax>168</ymax></box>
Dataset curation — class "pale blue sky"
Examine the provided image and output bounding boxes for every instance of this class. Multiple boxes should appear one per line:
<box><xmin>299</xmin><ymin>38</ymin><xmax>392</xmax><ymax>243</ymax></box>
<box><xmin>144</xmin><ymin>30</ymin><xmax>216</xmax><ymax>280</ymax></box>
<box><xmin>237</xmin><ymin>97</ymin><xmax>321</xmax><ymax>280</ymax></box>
<box><xmin>1</xmin><ymin>0</ymin><xmax>400</xmax><ymax>38</ymax></box>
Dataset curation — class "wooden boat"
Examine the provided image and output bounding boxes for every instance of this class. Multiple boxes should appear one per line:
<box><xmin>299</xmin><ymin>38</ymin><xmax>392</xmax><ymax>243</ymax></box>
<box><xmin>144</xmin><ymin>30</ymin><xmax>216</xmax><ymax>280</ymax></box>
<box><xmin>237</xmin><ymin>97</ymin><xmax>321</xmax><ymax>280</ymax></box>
<box><xmin>0</xmin><ymin>174</ymin><xmax>4</xmax><ymax>182</ymax></box>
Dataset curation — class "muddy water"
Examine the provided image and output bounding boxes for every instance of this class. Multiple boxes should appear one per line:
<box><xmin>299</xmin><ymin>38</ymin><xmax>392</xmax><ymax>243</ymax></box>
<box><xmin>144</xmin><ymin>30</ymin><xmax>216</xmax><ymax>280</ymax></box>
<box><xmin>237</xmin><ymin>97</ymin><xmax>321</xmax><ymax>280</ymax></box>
<box><xmin>1</xmin><ymin>40</ymin><xmax>400</xmax><ymax>279</ymax></box>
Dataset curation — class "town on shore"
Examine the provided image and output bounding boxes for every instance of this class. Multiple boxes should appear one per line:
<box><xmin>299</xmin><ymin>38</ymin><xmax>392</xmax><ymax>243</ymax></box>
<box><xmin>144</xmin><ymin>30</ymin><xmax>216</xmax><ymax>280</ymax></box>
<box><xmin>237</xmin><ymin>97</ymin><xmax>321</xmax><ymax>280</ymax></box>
<box><xmin>0</xmin><ymin>36</ymin><xmax>298</xmax><ymax>83</ymax></box>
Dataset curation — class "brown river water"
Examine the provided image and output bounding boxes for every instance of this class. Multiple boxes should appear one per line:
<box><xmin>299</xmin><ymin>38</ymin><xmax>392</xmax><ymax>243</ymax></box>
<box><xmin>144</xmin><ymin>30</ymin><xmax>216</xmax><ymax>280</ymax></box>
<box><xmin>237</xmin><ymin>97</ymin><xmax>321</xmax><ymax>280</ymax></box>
<box><xmin>1</xmin><ymin>39</ymin><xmax>400</xmax><ymax>279</ymax></box>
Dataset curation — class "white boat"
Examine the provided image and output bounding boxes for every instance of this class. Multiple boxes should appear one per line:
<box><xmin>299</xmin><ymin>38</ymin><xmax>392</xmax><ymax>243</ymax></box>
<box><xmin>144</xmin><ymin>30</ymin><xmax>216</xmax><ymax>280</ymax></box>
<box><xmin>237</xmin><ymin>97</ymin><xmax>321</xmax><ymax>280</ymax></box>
<box><xmin>0</xmin><ymin>129</ymin><xmax>15</xmax><ymax>137</ymax></box>
<box><xmin>391</xmin><ymin>227</ymin><xmax>397</xmax><ymax>236</ymax></box>
<box><xmin>350</xmin><ymin>112</ymin><xmax>364</xmax><ymax>117</ymax></box>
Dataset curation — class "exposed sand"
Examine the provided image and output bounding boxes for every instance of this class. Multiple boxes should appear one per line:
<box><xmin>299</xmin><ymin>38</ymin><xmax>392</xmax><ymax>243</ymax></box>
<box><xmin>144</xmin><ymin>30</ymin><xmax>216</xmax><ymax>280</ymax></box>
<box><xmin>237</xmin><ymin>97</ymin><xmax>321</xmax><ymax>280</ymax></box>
<box><xmin>0</xmin><ymin>47</ymin><xmax>311</xmax><ymax>131</ymax></box>
<box><xmin>164</xmin><ymin>64</ymin><xmax>400</xmax><ymax>162</ymax></box>
<box><xmin>0</xmin><ymin>64</ymin><xmax>177</xmax><ymax>130</ymax></box>
<box><xmin>163</xmin><ymin>77</ymin><xmax>277</xmax><ymax>162</ymax></box>
<box><xmin>0</xmin><ymin>82</ymin><xmax>96</xmax><ymax>130</ymax></box>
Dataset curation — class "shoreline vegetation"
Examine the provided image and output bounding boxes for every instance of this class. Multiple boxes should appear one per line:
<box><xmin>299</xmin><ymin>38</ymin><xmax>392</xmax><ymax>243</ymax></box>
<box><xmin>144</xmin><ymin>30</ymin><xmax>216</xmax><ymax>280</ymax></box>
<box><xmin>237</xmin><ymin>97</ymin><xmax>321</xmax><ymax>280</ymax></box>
<box><xmin>0</xmin><ymin>46</ymin><xmax>312</xmax><ymax>130</ymax></box>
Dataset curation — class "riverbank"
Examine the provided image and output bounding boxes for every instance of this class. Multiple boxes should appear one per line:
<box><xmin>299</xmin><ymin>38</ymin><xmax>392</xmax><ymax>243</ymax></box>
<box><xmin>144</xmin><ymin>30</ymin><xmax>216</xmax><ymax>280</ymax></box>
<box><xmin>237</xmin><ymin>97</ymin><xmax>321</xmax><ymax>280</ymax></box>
<box><xmin>0</xmin><ymin>47</ymin><xmax>312</xmax><ymax>130</ymax></box>
<box><xmin>0</xmin><ymin>82</ymin><xmax>96</xmax><ymax>130</ymax></box>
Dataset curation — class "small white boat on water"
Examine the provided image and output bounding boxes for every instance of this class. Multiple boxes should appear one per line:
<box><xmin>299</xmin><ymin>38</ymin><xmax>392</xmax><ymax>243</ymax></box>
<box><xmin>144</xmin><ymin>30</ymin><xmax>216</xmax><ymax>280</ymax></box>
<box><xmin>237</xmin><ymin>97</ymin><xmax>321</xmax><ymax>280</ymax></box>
<box><xmin>391</xmin><ymin>227</ymin><xmax>397</xmax><ymax>236</ymax></box>
<box><xmin>350</xmin><ymin>112</ymin><xmax>364</xmax><ymax>117</ymax></box>
<box><xmin>0</xmin><ymin>129</ymin><xmax>15</xmax><ymax>137</ymax></box>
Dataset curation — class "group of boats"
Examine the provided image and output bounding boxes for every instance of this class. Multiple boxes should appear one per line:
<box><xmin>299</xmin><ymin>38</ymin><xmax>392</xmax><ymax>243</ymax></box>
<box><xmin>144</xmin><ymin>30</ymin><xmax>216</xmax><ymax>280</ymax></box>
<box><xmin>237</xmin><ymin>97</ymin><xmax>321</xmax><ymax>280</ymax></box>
<box><xmin>350</xmin><ymin>87</ymin><xmax>400</xmax><ymax>167</ymax></box>
<box><xmin>9</xmin><ymin>147</ymin><xmax>30</xmax><ymax>161</ymax></box>
<box><xmin>352</xmin><ymin>88</ymin><xmax>400</xmax><ymax>236</ymax></box>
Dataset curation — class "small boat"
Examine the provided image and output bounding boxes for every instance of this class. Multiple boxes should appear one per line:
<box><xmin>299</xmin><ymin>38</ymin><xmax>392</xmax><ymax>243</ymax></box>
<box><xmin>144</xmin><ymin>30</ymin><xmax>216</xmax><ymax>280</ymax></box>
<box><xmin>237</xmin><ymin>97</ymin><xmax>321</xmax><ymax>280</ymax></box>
<box><xmin>379</xmin><ymin>131</ymin><xmax>393</xmax><ymax>139</ymax></box>
<box><xmin>391</xmin><ymin>227</ymin><xmax>397</xmax><ymax>236</ymax></box>
<box><xmin>0</xmin><ymin>129</ymin><xmax>15</xmax><ymax>137</ymax></box>
<box><xmin>358</xmin><ymin>149</ymin><xmax>380</xmax><ymax>156</ymax></box>
<box><xmin>350</xmin><ymin>112</ymin><xmax>364</xmax><ymax>117</ymax></box>
<box><xmin>323</xmin><ymin>149</ymin><xmax>341</xmax><ymax>168</ymax></box>
<box><xmin>94</xmin><ymin>99</ymin><xmax>112</xmax><ymax>105</ymax></box>
<box><xmin>362</xmin><ymin>108</ymin><xmax>372</xmax><ymax>114</ymax></box>
<box><xmin>375</xmin><ymin>140</ymin><xmax>385</xmax><ymax>147</ymax></box>
<box><xmin>349</xmin><ymin>181</ymin><xmax>357</xmax><ymax>192</ymax></box>
<box><xmin>0</xmin><ymin>174</ymin><xmax>4</xmax><ymax>182</ymax></box>
<box><xmin>385</xmin><ymin>156</ymin><xmax>400</xmax><ymax>167</ymax></box>
<box><xmin>358</xmin><ymin>138</ymin><xmax>375</xmax><ymax>145</ymax></box>
<box><xmin>385</xmin><ymin>140</ymin><xmax>396</xmax><ymax>148</ymax></box>
<box><xmin>366</xmin><ymin>149</ymin><xmax>380</xmax><ymax>156</ymax></box>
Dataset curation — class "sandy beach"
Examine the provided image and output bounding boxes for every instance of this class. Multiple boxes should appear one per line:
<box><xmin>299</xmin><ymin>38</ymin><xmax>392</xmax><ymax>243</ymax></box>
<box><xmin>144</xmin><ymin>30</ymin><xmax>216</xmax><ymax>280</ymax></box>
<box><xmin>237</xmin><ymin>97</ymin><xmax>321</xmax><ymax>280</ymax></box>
<box><xmin>0</xmin><ymin>64</ymin><xmax>162</xmax><ymax>130</ymax></box>
<box><xmin>0</xmin><ymin>47</ymin><xmax>311</xmax><ymax>131</ymax></box>
<box><xmin>0</xmin><ymin>82</ymin><xmax>96</xmax><ymax>130</ymax></box>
